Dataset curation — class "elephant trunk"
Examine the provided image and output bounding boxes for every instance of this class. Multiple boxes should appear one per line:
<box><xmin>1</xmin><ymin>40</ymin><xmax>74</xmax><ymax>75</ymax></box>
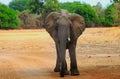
<box><xmin>59</xmin><ymin>32</ymin><xmax>67</xmax><ymax>77</ymax></box>
<box><xmin>58</xmin><ymin>26</ymin><xmax>70</xmax><ymax>77</ymax></box>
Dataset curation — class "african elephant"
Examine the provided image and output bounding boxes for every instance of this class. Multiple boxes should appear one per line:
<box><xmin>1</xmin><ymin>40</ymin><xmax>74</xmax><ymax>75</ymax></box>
<box><xmin>44</xmin><ymin>10</ymin><xmax>85</xmax><ymax>77</ymax></box>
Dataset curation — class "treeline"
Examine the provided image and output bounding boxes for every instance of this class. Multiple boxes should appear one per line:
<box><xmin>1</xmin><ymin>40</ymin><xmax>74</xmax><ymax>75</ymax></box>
<box><xmin>0</xmin><ymin>0</ymin><xmax>120</xmax><ymax>29</ymax></box>
<box><xmin>60</xmin><ymin>1</ymin><xmax>120</xmax><ymax>27</ymax></box>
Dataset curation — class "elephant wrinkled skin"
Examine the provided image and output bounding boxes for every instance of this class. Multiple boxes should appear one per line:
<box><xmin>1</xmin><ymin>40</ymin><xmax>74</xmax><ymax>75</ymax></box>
<box><xmin>44</xmin><ymin>10</ymin><xmax>85</xmax><ymax>77</ymax></box>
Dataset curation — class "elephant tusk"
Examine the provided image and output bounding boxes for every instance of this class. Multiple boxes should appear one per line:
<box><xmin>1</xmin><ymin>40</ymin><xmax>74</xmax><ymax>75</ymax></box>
<box><xmin>68</xmin><ymin>37</ymin><xmax>71</xmax><ymax>41</ymax></box>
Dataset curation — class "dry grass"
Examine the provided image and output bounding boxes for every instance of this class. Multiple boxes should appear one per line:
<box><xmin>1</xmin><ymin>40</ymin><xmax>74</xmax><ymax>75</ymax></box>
<box><xmin>79</xmin><ymin>27</ymin><xmax>120</xmax><ymax>44</ymax></box>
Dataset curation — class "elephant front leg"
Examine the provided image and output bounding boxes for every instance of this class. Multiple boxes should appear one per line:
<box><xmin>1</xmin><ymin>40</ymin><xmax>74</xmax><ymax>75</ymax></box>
<box><xmin>54</xmin><ymin>43</ymin><xmax>69</xmax><ymax>75</ymax></box>
<box><xmin>69</xmin><ymin>41</ymin><xmax>80</xmax><ymax>75</ymax></box>
<box><xmin>54</xmin><ymin>47</ymin><xmax>60</xmax><ymax>72</ymax></box>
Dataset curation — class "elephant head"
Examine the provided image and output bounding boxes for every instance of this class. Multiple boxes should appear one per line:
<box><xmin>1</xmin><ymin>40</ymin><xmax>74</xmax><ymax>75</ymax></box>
<box><xmin>44</xmin><ymin>10</ymin><xmax>85</xmax><ymax>77</ymax></box>
<box><xmin>45</xmin><ymin>10</ymin><xmax>85</xmax><ymax>40</ymax></box>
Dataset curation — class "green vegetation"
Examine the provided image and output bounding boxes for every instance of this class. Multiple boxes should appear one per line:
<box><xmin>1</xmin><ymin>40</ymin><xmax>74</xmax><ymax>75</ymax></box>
<box><xmin>9</xmin><ymin>0</ymin><xmax>60</xmax><ymax>15</ymax></box>
<box><xmin>0</xmin><ymin>3</ymin><xmax>19</xmax><ymax>29</ymax></box>
<box><xmin>60</xmin><ymin>1</ymin><xmax>81</xmax><ymax>13</ymax></box>
<box><xmin>105</xmin><ymin>2</ymin><xmax>120</xmax><ymax>26</ymax></box>
<box><xmin>93</xmin><ymin>2</ymin><xmax>105</xmax><ymax>26</ymax></box>
<box><xmin>75</xmin><ymin>4</ymin><xmax>99</xmax><ymax>27</ymax></box>
<box><xmin>60</xmin><ymin>1</ymin><xmax>120</xmax><ymax>27</ymax></box>
<box><xmin>0</xmin><ymin>0</ymin><xmax>120</xmax><ymax>29</ymax></box>
<box><xmin>43</xmin><ymin>0</ymin><xmax>60</xmax><ymax>14</ymax></box>
<box><xmin>9</xmin><ymin>0</ymin><xmax>29</xmax><ymax>11</ymax></box>
<box><xmin>60</xmin><ymin>2</ymin><xmax>99</xmax><ymax>27</ymax></box>
<box><xmin>28</xmin><ymin>0</ymin><xmax>44</xmax><ymax>14</ymax></box>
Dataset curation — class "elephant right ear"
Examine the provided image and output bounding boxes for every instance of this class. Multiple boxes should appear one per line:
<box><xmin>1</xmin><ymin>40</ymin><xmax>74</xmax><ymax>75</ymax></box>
<box><xmin>69</xmin><ymin>14</ymin><xmax>85</xmax><ymax>39</ymax></box>
<box><xmin>45</xmin><ymin>12</ymin><xmax>60</xmax><ymax>40</ymax></box>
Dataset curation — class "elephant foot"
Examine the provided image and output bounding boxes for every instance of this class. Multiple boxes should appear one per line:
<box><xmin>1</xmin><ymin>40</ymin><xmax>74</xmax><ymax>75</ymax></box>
<box><xmin>71</xmin><ymin>69</ymin><xmax>80</xmax><ymax>76</ymax></box>
<box><xmin>54</xmin><ymin>67</ymin><xmax>60</xmax><ymax>72</ymax></box>
<box><xmin>60</xmin><ymin>71</ymin><xmax>64</xmax><ymax>77</ymax></box>
<box><xmin>60</xmin><ymin>70</ymin><xmax>69</xmax><ymax>77</ymax></box>
<box><xmin>54</xmin><ymin>67</ymin><xmax>69</xmax><ymax>75</ymax></box>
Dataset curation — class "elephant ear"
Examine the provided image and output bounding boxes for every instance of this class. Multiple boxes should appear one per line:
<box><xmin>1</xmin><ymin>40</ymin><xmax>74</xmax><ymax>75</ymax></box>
<box><xmin>69</xmin><ymin>14</ymin><xmax>85</xmax><ymax>39</ymax></box>
<box><xmin>45</xmin><ymin>12</ymin><xmax>60</xmax><ymax>41</ymax></box>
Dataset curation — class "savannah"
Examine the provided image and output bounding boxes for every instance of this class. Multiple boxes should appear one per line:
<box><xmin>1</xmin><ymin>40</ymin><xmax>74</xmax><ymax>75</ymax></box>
<box><xmin>0</xmin><ymin>27</ymin><xmax>120</xmax><ymax>79</ymax></box>
<box><xmin>0</xmin><ymin>0</ymin><xmax>120</xmax><ymax>79</ymax></box>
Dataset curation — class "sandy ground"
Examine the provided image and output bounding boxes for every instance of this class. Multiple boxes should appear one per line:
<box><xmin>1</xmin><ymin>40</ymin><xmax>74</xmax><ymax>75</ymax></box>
<box><xmin>0</xmin><ymin>27</ymin><xmax>120</xmax><ymax>79</ymax></box>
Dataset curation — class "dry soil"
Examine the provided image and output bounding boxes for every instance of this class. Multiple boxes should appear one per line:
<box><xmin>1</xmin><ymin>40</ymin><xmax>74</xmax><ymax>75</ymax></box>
<box><xmin>0</xmin><ymin>27</ymin><xmax>120</xmax><ymax>79</ymax></box>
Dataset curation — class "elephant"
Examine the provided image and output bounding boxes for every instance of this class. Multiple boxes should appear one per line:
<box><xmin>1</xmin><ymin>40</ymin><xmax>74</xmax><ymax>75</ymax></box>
<box><xmin>44</xmin><ymin>10</ymin><xmax>85</xmax><ymax>77</ymax></box>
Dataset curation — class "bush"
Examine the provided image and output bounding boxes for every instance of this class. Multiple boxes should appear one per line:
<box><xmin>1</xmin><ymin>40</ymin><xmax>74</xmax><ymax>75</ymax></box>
<box><xmin>18</xmin><ymin>11</ymin><xmax>42</xmax><ymax>29</ymax></box>
<box><xmin>0</xmin><ymin>3</ymin><xmax>19</xmax><ymax>29</ymax></box>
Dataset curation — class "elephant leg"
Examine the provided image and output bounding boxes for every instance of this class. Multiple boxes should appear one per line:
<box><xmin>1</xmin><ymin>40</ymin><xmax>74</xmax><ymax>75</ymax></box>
<box><xmin>54</xmin><ymin>43</ymin><xmax>60</xmax><ymax>72</ymax></box>
<box><xmin>54</xmin><ymin>43</ymin><xmax>69</xmax><ymax>75</ymax></box>
<box><xmin>68</xmin><ymin>40</ymin><xmax>79</xmax><ymax>75</ymax></box>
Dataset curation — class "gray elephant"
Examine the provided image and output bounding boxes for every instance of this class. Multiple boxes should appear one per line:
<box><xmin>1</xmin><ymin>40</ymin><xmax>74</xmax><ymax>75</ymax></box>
<box><xmin>44</xmin><ymin>10</ymin><xmax>85</xmax><ymax>77</ymax></box>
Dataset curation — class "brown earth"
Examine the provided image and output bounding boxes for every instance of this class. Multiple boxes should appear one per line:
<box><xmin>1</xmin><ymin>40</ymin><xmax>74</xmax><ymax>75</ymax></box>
<box><xmin>0</xmin><ymin>27</ymin><xmax>120</xmax><ymax>79</ymax></box>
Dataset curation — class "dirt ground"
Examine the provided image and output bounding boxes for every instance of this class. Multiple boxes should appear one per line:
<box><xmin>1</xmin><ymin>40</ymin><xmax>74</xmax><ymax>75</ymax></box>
<box><xmin>0</xmin><ymin>27</ymin><xmax>120</xmax><ymax>79</ymax></box>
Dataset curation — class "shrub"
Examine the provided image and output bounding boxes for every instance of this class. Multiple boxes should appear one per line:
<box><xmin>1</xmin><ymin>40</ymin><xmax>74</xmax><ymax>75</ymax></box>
<box><xmin>0</xmin><ymin>3</ymin><xmax>19</xmax><ymax>29</ymax></box>
<box><xmin>18</xmin><ymin>11</ymin><xmax>42</xmax><ymax>29</ymax></box>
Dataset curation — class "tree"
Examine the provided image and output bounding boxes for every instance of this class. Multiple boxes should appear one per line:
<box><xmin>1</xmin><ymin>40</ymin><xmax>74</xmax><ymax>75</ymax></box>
<box><xmin>0</xmin><ymin>3</ymin><xmax>19</xmax><ymax>29</ymax></box>
<box><xmin>28</xmin><ymin>0</ymin><xmax>60</xmax><ymax>15</ymax></box>
<box><xmin>60</xmin><ymin>1</ymin><xmax>81</xmax><ymax>13</ymax></box>
<box><xmin>105</xmin><ymin>3</ymin><xmax>120</xmax><ymax>26</ymax></box>
<box><xmin>75</xmin><ymin>4</ymin><xmax>99</xmax><ymax>27</ymax></box>
<box><xmin>60</xmin><ymin>2</ymin><xmax>100</xmax><ymax>27</ymax></box>
<box><xmin>44</xmin><ymin>0</ymin><xmax>60</xmax><ymax>11</ymax></box>
<box><xmin>28</xmin><ymin>0</ymin><xmax>44</xmax><ymax>14</ymax></box>
<box><xmin>105</xmin><ymin>5</ymin><xmax>114</xmax><ymax>26</ymax></box>
<box><xmin>42</xmin><ymin>0</ymin><xmax>60</xmax><ymax>17</ymax></box>
<box><xmin>9</xmin><ymin>0</ymin><xmax>29</xmax><ymax>11</ymax></box>
<box><xmin>93</xmin><ymin>2</ymin><xmax>105</xmax><ymax>26</ymax></box>
<box><xmin>112</xmin><ymin>3</ymin><xmax>120</xmax><ymax>25</ymax></box>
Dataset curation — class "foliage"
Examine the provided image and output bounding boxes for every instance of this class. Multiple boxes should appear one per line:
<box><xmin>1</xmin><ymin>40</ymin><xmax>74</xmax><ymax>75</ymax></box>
<box><xmin>5</xmin><ymin>0</ymin><xmax>120</xmax><ymax>28</ymax></box>
<box><xmin>61</xmin><ymin>1</ymin><xmax>120</xmax><ymax>27</ymax></box>
<box><xmin>105</xmin><ymin>2</ymin><xmax>120</xmax><ymax>26</ymax></box>
<box><xmin>105</xmin><ymin>5</ymin><xmax>114</xmax><ymax>26</ymax></box>
<box><xmin>112</xmin><ymin>3</ymin><xmax>120</xmax><ymax>25</ymax></box>
<box><xmin>60</xmin><ymin>2</ymin><xmax>99</xmax><ymax>27</ymax></box>
<box><xmin>75</xmin><ymin>4</ymin><xmax>99</xmax><ymax>27</ymax></box>
<box><xmin>93</xmin><ymin>2</ymin><xmax>105</xmax><ymax>26</ymax></box>
<box><xmin>9</xmin><ymin>0</ymin><xmax>60</xmax><ymax>15</ymax></box>
<box><xmin>28</xmin><ymin>0</ymin><xmax>60</xmax><ymax>15</ymax></box>
<box><xmin>39</xmin><ymin>0</ymin><xmax>60</xmax><ymax>19</ymax></box>
<box><xmin>60</xmin><ymin>1</ymin><xmax>81</xmax><ymax>13</ymax></box>
<box><xmin>28</xmin><ymin>0</ymin><xmax>44</xmax><ymax>14</ymax></box>
<box><xmin>44</xmin><ymin>0</ymin><xmax>60</xmax><ymax>13</ymax></box>
<box><xmin>9</xmin><ymin>0</ymin><xmax>29</xmax><ymax>11</ymax></box>
<box><xmin>0</xmin><ymin>3</ymin><xmax>19</xmax><ymax>29</ymax></box>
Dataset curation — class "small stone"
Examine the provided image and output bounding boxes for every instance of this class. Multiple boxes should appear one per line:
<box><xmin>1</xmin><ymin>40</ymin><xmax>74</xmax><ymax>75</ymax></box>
<box><xmin>107</xmin><ymin>56</ymin><xmax>111</xmax><ymax>57</ymax></box>
<box><xmin>2</xmin><ymin>48</ymin><xmax>5</xmax><ymax>49</ymax></box>
<box><xmin>88</xmin><ymin>56</ymin><xmax>91</xmax><ymax>58</ymax></box>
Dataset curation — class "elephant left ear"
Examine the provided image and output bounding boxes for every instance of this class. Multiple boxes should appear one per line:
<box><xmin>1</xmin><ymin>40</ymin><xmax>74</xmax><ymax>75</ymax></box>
<box><xmin>45</xmin><ymin>12</ymin><xmax>60</xmax><ymax>41</ymax></box>
<box><xmin>69</xmin><ymin>14</ymin><xmax>85</xmax><ymax>39</ymax></box>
